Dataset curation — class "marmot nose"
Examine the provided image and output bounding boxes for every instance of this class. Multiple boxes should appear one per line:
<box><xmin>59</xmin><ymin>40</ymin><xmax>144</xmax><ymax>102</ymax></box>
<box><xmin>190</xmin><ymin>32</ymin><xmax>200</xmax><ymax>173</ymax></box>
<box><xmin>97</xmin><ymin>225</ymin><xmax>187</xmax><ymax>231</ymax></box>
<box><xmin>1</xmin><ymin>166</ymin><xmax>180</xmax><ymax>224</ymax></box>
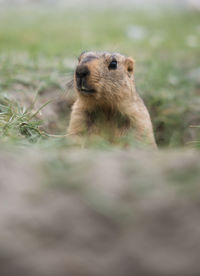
<box><xmin>76</xmin><ymin>65</ymin><xmax>90</xmax><ymax>79</ymax></box>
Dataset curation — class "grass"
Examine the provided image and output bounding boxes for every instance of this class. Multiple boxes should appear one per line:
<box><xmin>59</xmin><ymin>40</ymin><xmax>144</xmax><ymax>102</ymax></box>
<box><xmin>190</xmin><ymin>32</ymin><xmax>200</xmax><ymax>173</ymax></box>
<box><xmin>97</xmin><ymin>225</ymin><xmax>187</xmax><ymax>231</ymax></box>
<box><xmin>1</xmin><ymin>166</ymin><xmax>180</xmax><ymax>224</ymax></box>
<box><xmin>0</xmin><ymin>95</ymin><xmax>46</xmax><ymax>143</ymax></box>
<box><xmin>0</xmin><ymin>8</ymin><xmax>199</xmax><ymax>148</ymax></box>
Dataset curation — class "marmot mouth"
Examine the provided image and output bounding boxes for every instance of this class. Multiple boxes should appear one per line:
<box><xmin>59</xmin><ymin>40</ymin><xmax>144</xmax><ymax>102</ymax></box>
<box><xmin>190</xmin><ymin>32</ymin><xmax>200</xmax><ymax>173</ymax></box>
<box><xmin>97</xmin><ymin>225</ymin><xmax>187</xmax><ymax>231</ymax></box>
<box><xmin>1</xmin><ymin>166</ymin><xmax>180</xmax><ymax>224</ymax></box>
<box><xmin>79</xmin><ymin>88</ymin><xmax>96</xmax><ymax>94</ymax></box>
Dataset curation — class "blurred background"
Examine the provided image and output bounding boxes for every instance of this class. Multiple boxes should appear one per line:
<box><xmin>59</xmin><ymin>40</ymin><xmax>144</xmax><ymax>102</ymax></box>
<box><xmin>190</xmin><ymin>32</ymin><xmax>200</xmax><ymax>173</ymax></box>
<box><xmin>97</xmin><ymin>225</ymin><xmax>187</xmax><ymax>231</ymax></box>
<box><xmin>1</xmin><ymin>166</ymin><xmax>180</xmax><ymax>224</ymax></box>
<box><xmin>0</xmin><ymin>0</ymin><xmax>199</xmax><ymax>146</ymax></box>
<box><xmin>0</xmin><ymin>1</ymin><xmax>200</xmax><ymax>276</ymax></box>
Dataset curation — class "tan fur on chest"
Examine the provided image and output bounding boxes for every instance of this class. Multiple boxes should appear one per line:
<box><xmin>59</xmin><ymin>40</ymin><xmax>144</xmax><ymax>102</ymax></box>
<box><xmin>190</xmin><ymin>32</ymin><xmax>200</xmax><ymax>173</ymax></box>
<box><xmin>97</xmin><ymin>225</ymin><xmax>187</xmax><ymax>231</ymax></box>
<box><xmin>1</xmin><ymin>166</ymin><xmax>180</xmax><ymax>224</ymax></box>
<box><xmin>85</xmin><ymin>108</ymin><xmax>131</xmax><ymax>140</ymax></box>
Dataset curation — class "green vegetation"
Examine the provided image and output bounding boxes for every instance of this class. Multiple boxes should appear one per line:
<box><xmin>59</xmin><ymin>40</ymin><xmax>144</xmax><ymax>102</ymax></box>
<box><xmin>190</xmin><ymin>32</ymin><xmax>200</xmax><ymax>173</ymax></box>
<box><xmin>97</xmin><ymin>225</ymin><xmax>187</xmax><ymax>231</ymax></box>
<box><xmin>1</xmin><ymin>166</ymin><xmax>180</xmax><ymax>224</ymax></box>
<box><xmin>0</xmin><ymin>9</ymin><xmax>199</xmax><ymax>148</ymax></box>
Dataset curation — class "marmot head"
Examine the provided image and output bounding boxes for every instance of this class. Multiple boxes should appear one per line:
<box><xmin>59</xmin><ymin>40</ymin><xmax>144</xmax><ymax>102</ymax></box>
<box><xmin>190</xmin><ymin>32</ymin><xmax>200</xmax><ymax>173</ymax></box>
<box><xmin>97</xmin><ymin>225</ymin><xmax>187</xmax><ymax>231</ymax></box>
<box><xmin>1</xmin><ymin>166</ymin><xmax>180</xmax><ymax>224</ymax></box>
<box><xmin>74</xmin><ymin>51</ymin><xmax>135</xmax><ymax>102</ymax></box>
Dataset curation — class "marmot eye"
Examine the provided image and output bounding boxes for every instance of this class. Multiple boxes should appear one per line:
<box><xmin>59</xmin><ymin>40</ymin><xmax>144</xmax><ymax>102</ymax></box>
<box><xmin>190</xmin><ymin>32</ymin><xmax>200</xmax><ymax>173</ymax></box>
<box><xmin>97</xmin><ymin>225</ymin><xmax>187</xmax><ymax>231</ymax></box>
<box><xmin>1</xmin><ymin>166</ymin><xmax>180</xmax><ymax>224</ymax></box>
<box><xmin>108</xmin><ymin>60</ymin><xmax>117</xmax><ymax>70</ymax></box>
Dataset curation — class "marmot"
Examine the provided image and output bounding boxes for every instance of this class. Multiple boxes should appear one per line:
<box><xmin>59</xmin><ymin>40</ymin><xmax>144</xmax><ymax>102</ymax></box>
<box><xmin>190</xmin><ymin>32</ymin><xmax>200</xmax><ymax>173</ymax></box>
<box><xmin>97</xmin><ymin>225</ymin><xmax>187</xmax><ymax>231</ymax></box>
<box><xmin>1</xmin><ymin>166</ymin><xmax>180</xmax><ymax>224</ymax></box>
<box><xmin>68</xmin><ymin>51</ymin><xmax>157</xmax><ymax>148</ymax></box>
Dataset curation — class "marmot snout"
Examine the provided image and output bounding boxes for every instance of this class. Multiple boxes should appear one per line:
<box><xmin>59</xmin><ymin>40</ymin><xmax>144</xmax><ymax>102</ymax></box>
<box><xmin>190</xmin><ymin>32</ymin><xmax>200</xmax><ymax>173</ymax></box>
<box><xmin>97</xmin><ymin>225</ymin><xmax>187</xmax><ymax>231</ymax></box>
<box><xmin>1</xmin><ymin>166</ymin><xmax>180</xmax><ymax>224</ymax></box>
<box><xmin>68</xmin><ymin>51</ymin><xmax>157</xmax><ymax>148</ymax></box>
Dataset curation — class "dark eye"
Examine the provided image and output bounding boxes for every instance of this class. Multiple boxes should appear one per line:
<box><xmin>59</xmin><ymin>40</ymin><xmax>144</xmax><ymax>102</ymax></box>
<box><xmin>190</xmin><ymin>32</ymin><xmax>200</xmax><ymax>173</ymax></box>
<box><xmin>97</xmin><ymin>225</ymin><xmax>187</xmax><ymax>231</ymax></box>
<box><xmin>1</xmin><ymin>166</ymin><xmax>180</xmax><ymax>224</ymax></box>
<box><xmin>108</xmin><ymin>59</ymin><xmax>117</xmax><ymax>70</ymax></box>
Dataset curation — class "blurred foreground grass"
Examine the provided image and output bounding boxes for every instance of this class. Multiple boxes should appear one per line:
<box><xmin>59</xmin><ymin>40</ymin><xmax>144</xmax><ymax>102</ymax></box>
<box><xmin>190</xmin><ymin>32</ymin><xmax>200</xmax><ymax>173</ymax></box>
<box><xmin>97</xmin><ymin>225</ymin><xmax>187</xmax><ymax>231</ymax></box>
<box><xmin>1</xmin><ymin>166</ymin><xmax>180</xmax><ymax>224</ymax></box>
<box><xmin>0</xmin><ymin>8</ymin><xmax>199</xmax><ymax>148</ymax></box>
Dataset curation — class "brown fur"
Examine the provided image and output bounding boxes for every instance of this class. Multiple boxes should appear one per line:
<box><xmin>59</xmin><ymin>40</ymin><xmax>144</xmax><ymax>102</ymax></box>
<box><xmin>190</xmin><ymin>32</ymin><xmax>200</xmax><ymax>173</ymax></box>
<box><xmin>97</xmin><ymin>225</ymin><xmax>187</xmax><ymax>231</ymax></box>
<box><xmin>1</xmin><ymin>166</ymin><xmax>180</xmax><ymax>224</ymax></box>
<box><xmin>68</xmin><ymin>51</ymin><xmax>157</xmax><ymax>148</ymax></box>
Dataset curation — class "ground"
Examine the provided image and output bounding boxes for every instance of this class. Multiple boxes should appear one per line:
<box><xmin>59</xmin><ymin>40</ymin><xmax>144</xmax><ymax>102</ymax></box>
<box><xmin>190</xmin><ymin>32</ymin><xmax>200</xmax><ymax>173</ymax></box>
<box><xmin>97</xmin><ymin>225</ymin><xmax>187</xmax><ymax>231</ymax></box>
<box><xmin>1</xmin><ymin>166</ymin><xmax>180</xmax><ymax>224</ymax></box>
<box><xmin>0</xmin><ymin>3</ymin><xmax>200</xmax><ymax>276</ymax></box>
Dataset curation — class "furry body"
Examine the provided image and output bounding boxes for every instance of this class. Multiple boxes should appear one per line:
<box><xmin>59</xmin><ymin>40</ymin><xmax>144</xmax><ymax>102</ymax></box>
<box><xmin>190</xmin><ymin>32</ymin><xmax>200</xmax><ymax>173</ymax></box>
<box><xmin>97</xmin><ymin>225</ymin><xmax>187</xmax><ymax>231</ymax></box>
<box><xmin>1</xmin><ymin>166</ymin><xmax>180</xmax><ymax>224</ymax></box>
<box><xmin>68</xmin><ymin>51</ymin><xmax>156</xmax><ymax>147</ymax></box>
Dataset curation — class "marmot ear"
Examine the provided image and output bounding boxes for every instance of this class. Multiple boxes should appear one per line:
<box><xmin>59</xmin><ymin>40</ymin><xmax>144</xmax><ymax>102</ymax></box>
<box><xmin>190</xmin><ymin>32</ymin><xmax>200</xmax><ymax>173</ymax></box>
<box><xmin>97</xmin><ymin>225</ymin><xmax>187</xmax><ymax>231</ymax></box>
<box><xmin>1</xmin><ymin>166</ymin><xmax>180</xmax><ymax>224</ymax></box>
<box><xmin>125</xmin><ymin>57</ymin><xmax>135</xmax><ymax>73</ymax></box>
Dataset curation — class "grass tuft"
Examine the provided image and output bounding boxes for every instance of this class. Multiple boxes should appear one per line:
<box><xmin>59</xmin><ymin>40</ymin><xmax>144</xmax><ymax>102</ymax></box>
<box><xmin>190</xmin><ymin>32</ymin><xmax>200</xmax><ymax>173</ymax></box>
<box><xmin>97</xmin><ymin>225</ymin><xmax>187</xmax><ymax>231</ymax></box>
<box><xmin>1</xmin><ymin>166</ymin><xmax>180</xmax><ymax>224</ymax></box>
<box><xmin>0</xmin><ymin>95</ymin><xmax>47</xmax><ymax>143</ymax></box>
